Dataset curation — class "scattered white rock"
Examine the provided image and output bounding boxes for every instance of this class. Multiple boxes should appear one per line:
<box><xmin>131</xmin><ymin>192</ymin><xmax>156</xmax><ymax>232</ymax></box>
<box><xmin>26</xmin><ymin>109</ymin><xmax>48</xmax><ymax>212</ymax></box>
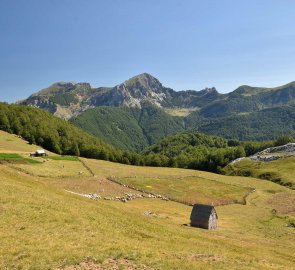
<box><xmin>143</xmin><ymin>211</ymin><xmax>157</xmax><ymax>217</ymax></box>
<box><xmin>230</xmin><ymin>143</ymin><xmax>295</xmax><ymax>164</ymax></box>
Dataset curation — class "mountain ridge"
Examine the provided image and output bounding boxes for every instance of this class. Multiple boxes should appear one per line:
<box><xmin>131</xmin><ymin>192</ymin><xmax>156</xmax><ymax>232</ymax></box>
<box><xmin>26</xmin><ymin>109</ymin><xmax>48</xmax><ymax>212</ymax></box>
<box><xmin>19</xmin><ymin>73</ymin><xmax>221</xmax><ymax>119</ymax></box>
<box><xmin>19</xmin><ymin>73</ymin><xmax>295</xmax><ymax>119</ymax></box>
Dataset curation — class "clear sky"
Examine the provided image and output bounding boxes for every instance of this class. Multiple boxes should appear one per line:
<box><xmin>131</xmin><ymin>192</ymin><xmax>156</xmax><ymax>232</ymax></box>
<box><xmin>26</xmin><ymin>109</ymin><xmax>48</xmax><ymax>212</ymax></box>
<box><xmin>1</xmin><ymin>0</ymin><xmax>295</xmax><ymax>102</ymax></box>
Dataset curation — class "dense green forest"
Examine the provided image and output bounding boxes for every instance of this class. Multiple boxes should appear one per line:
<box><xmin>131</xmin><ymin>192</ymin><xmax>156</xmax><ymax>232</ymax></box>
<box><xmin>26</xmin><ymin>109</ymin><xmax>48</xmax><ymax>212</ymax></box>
<box><xmin>1</xmin><ymin>103</ymin><xmax>293</xmax><ymax>173</ymax></box>
<box><xmin>196</xmin><ymin>106</ymin><xmax>295</xmax><ymax>141</ymax></box>
<box><xmin>142</xmin><ymin>133</ymin><xmax>288</xmax><ymax>172</ymax></box>
<box><xmin>71</xmin><ymin>102</ymin><xmax>185</xmax><ymax>151</ymax></box>
<box><xmin>71</xmin><ymin>102</ymin><xmax>295</xmax><ymax>151</ymax></box>
<box><xmin>0</xmin><ymin>102</ymin><xmax>124</xmax><ymax>162</ymax></box>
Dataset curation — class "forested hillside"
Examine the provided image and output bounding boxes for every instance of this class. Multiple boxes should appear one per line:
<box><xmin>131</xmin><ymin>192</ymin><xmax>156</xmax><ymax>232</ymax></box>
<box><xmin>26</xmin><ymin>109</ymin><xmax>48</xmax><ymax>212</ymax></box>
<box><xmin>196</xmin><ymin>105</ymin><xmax>295</xmax><ymax>141</ymax></box>
<box><xmin>71</xmin><ymin>102</ymin><xmax>185</xmax><ymax>151</ymax></box>
<box><xmin>143</xmin><ymin>133</ymin><xmax>278</xmax><ymax>172</ymax></box>
<box><xmin>199</xmin><ymin>82</ymin><xmax>295</xmax><ymax>118</ymax></box>
<box><xmin>71</xmin><ymin>103</ymin><xmax>295</xmax><ymax>151</ymax></box>
<box><xmin>0</xmin><ymin>102</ymin><xmax>123</xmax><ymax>162</ymax></box>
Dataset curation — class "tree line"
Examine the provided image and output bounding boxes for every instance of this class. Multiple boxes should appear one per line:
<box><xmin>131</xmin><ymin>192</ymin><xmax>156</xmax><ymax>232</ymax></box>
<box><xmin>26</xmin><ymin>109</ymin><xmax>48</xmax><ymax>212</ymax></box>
<box><xmin>0</xmin><ymin>102</ymin><xmax>293</xmax><ymax>173</ymax></box>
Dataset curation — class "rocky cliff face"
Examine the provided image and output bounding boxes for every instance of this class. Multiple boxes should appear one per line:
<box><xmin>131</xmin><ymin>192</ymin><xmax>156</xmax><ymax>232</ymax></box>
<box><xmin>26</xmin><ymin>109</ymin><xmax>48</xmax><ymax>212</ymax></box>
<box><xmin>90</xmin><ymin>73</ymin><xmax>183</xmax><ymax>108</ymax></box>
<box><xmin>19</xmin><ymin>82</ymin><xmax>96</xmax><ymax>119</ymax></box>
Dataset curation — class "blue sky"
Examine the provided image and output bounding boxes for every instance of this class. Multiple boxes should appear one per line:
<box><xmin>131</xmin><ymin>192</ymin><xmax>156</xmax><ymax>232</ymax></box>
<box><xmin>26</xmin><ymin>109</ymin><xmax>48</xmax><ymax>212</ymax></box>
<box><xmin>1</xmin><ymin>0</ymin><xmax>295</xmax><ymax>102</ymax></box>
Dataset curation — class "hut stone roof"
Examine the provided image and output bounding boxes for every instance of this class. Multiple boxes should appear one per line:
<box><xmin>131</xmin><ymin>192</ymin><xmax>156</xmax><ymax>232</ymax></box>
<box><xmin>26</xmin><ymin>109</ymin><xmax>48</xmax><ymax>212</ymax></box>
<box><xmin>190</xmin><ymin>204</ymin><xmax>218</xmax><ymax>221</ymax></box>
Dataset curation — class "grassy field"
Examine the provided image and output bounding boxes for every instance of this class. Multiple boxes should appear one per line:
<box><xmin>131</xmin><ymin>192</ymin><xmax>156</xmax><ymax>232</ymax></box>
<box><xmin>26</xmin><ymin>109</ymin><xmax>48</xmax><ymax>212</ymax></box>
<box><xmin>46</xmin><ymin>176</ymin><xmax>143</xmax><ymax>197</ymax></box>
<box><xmin>0</xmin><ymin>131</ymin><xmax>295</xmax><ymax>269</ymax></box>
<box><xmin>0</xmin><ymin>130</ymin><xmax>55</xmax><ymax>154</ymax></box>
<box><xmin>0</xmin><ymin>153</ymin><xmax>41</xmax><ymax>164</ymax></box>
<box><xmin>10</xmin><ymin>158</ymin><xmax>92</xmax><ymax>178</ymax></box>
<box><xmin>164</xmin><ymin>108</ymin><xmax>199</xmax><ymax>117</ymax></box>
<box><xmin>113</xmin><ymin>176</ymin><xmax>251</xmax><ymax>205</ymax></box>
<box><xmin>224</xmin><ymin>156</ymin><xmax>295</xmax><ymax>189</ymax></box>
<box><xmin>1</xmin><ymin>164</ymin><xmax>295</xmax><ymax>270</ymax></box>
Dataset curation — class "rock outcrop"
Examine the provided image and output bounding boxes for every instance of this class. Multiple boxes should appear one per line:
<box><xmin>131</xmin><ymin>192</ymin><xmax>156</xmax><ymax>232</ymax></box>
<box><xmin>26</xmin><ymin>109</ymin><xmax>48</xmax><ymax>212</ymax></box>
<box><xmin>231</xmin><ymin>143</ymin><xmax>295</xmax><ymax>164</ymax></box>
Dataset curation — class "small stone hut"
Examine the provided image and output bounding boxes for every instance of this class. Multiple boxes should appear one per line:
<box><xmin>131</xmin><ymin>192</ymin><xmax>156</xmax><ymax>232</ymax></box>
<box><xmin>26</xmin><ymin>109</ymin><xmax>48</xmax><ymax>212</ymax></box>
<box><xmin>190</xmin><ymin>204</ymin><xmax>218</xmax><ymax>230</ymax></box>
<box><xmin>30</xmin><ymin>149</ymin><xmax>48</xmax><ymax>157</ymax></box>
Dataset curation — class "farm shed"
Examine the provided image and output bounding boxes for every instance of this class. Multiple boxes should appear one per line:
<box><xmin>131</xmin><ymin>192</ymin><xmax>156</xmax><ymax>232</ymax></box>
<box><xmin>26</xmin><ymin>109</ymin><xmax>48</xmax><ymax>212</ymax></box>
<box><xmin>190</xmin><ymin>204</ymin><xmax>218</xmax><ymax>230</ymax></box>
<box><xmin>30</xmin><ymin>149</ymin><xmax>48</xmax><ymax>157</ymax></box>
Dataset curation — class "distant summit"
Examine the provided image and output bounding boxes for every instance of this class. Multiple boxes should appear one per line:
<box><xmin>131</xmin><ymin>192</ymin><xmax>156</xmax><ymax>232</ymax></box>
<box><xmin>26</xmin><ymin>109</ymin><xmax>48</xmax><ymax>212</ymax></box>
<box><xmin>19</xmin><ymin>73</ymin><xmax>220</xmax><ymax>119</ymax></box>
<box><xmin>124</xmin><ymin>73</ymin><xmax>163</xmax><ymax>90</ymax></box>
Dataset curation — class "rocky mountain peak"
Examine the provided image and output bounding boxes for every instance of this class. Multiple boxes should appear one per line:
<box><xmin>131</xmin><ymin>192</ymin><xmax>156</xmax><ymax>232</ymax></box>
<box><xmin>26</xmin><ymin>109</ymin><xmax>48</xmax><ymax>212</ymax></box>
<box><xmin>123</xmin><ymin>73</ymin><xmax>163</xmax><ymax>93</ymax></box>
<box><xmin>108</xmin><ymin>73</ymin><xmax>167</xmax><ymax>108</ymax></box>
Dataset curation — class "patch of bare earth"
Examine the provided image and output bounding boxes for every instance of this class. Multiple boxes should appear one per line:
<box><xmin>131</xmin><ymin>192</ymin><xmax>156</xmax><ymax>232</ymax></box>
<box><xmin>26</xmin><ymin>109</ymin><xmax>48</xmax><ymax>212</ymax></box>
<box><xmin>51</xmin><ymin>176</ymin><xmax>145</xmax><ymax>197</ymax></box>
<box><xmin>267</xmin><ymin>192</ymin><xmax>295</xmax><ymax>214</ymax></box>
<box><xmin>175</xmin><ymin>254</ymin><xmax>222</xmax><ymax>262</ymax></box>
<box><xmin>54</xmin><ymin>259</ymin><xmax>154</xmax><ymax>270</ymax></box>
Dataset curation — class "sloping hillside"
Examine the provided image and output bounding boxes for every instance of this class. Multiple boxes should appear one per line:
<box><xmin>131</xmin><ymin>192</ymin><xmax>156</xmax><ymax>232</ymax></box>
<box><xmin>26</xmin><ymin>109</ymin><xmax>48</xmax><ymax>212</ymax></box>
<box><xmin>0</xmin><ymin>130</ymin><xmax>294</xmax><ymax>269</ymax></box>
<box><xmin>194</xmin><ymin>105</ymin><xmax>295</xmax><ymax>141</ymax></box>
<box><xmin>199</xmin><ymin>81</ymin><xmax>295</xmax><ymax>118</ymax></box>
<box><xmin>71</xmin><ymin>103</ymin><xmax>295</xmax><ymax>151</ymax></box>
<box><xmin>224</xmin><ymin>143</ymin><xmax>295</xmax><ymax>189</ymax></box>
<box><xmin>71</xmin><ymin>103</ymin><xmax>185</xmax><ymax>151</ymax></box>
<box><xmin>0</xmin><ymin>102</ymin><xmax>124</xmax><ymax>161</ymax></box>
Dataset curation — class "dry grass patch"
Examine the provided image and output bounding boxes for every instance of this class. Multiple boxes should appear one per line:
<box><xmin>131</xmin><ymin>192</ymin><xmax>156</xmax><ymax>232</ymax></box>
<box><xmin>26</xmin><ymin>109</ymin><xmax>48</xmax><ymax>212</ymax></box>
<box><xmin>55</xmin><ymin>258</ymin><xmax>154</xmax><ymax>270</ymax></box>
<box><xmin>114</xmin><ymin>176</ymin><xmax>251</xmax><ymax>205</ymax></box>
<box><xmin>46</xmin><ymin>176</ymin><xmax>143</xmax><ymax>197</ymax></box>
<box><xmin>0</xmin><ymin>130</ymin><xmax>56</xmax><ymax>155</ymax></box>
<box><xmin>1</xmin><ymin>164</ymin><xmax>295</xmax><ymax>270</ymax></box>
<box><xmin>81</xmin><ymin>158</ymin><xmax>206</xmax><ymax>178</ymax></box>
<box><xmin>164</xmin><ymin>108</ymin><xmax>198</xmax><ymax>117</ymax></box>
<box><xmin>10</xmin><ymin>158</ymin><xmax>92</xmax><ymax>178</ymax></box>
<box><xmin>267</xmin><ymin>192</ymin><xmax>295</xmax><ymax>214</ymax></box>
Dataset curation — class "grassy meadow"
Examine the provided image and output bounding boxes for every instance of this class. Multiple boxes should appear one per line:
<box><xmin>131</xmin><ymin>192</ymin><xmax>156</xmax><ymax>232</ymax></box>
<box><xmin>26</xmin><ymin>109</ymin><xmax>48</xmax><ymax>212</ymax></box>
<box><xmin>164</xmin><ymin>108</ymin><xmax>199</xmax><ymax>117</ymax></box>
<box><xmin>0</xmin><ymin>130</ymin><xmax>56</xmax><ymax>155</ymax></box>
<box><xmin>112</xmin><ymin>176</ymin><xmax>251</xmax><ymax>205</ymax></box>
<box><xmin>0</xmin><ymin>131</ymin><xmax>294</xmax><ymax>269</ymax></box>
<box><xmin>10</xmin><ymin>158</ymin><xmax>92</xmax><ymax>178</ymax></box>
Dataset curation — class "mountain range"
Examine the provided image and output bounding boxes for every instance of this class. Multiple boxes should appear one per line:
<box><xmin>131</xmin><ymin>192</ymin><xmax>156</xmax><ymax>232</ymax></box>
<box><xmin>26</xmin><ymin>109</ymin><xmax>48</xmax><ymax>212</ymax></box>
<box><xmin>19</xmin><ymin>73</ymin><xmax>222</xmax><ymax>119</ymax></box>
<box><xmin>19</xmin><ymin>73</ymin><xmax>295</xmax><ymax>151</ymax></box>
